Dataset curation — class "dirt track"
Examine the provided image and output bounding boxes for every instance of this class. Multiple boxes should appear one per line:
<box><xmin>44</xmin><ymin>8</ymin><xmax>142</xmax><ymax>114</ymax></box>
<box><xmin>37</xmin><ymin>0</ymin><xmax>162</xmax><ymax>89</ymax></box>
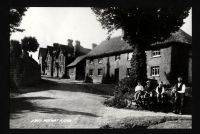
<box><xmin>10</xmin><ymin>77</ymin><xmax>191</xmax><ymax>128</ymax></box>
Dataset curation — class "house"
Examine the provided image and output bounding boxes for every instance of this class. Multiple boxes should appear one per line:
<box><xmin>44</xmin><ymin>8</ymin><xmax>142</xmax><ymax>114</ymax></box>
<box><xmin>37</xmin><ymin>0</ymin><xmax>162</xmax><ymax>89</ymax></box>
<box><xmin>38</xmin><ymin>47</ymin><xmax>47</xmax><ymax>75</ymax></box>
<box><xmin>45</xmin><ymin>46</ymin><xmax>55</xmax><ymax>76</ymax></box>
<box><xmin>85</xmin><ymin>29</ymin><xmax>192</xmax><ymax>85</ymax></box>
<box><xmin>38</xmin><ymin>39</ymin><xmax>91</xmax><ymax>78</ymax></box>
<box><xmin>67</xmin><ymin>55</ymin><xmax>88</xmax><ymax>80</ymax></box>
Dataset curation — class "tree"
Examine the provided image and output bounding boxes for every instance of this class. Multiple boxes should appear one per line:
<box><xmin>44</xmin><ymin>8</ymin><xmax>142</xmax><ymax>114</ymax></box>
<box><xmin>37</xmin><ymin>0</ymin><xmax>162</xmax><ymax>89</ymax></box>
<box><xmin>91</xmin><ymin>1</ymin><xmax>191</xmax><ymax>84</ymax></box>
<box><xmin>10</xmin><ymin>40</ymin><xmax>22</xmax><ymax>58</ymax></box>
<box><xmin>21</xmin><ymin>36</ymin><xmax>40</xmax><ymax>53</ymax></box>
<box><xmin>9</xmin><ymin>7</ymin><xmax>28</xmax><ymax>34</ymax></box>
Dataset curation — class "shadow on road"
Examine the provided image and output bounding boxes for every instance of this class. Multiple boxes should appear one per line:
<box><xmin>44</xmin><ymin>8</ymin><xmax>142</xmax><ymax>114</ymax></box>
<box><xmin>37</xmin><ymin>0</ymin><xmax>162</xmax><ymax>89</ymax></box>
<box><xmin>18</xmin><ymin>78</ymin><xmax>114</xmax><ymax>96</ymax></box>
<box><xmin>10</xmin><ymin>97</ymin><xmax>100</xmax><ymax>119</ymax></box>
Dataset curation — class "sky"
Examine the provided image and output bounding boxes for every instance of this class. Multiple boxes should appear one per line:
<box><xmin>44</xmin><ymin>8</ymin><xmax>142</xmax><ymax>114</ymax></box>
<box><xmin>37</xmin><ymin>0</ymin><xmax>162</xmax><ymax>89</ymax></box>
<box><xmin>10</xmin><ymin>7</ymin><xmax>192</xmax><ymax>62</ymax></box>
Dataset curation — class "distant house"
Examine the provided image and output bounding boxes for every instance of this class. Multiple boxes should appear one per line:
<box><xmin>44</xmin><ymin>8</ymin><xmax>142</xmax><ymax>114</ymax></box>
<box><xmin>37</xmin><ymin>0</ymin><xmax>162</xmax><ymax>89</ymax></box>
<box><xmin>67</xmin><ymin>55</ymin><xmax>88</xmax><ymax>80</ymax></box>
<box><xmin>85</xmin><ymin>29</ymin><xmax>192</xmax><ymax>85</ymax></box>
<box><xmin>38</xmin><ymin>39</ymin><xmax>91</xmax><ymax>78</ymax></box>
<box><xmin>45</xmin><ymin>46</ymin><xmax>54</xmax><ymax>76</ymax></box>
<box><xmin>38</xmin><ymin>47</ymin><xmax>47</xmax><ymax>75</ymax></box>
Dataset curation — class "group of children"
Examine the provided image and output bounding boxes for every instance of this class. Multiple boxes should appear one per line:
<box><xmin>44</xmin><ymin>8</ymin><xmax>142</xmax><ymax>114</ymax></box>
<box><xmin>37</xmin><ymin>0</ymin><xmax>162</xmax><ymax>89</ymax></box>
<box><xmin>134</xmin><ymin>77</ymin><xmax>186</xmax><ymax>114</ymax></box>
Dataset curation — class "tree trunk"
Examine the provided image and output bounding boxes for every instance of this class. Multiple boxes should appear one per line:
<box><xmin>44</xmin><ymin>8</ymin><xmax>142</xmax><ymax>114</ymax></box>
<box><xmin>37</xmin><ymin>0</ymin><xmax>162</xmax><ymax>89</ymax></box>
<box><xmin>130</xmin><ymin>43</ymin><xmax>147</xmax><ymax>85</ymax></box>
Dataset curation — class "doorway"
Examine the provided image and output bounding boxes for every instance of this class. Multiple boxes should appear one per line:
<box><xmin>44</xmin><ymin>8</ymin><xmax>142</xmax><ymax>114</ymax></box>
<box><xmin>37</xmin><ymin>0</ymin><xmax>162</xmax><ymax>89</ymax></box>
<box><xmin>114</xmin><ymin>68</ymin><xmax>119</xmax><ymax>83</ymax></box>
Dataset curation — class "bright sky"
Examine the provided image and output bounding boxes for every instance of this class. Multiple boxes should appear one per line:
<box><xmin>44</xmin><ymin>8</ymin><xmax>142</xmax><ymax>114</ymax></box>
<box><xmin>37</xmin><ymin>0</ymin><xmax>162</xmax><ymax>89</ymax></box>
<box><xmin>10</xmin><ymin>7</ymin><xmax>192</xmax><ymax>62</ymax></box>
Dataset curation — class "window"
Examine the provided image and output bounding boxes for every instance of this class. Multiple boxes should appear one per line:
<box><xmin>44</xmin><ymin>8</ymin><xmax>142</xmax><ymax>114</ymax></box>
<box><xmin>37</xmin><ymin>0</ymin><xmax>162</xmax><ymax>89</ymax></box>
<box><xmin>115</xmin><ymin>54</ymin><xmax>121</xmax><ymax>61</ymax></box>
<box><xmin>152</xmin><ymin>50</ymin><xmax>161</xmax><ymax>57</ymax></box>
<box><xmin>127</xmin><ymin>52</ymin><xmax>133</xmax><ymax>60</ymax></box>
<box><xmin>89</xmin><ymin>59</ymin><xmax>94</xmax><ymax>64</ymax></box>
<box><xmin>89</xmin><ymin>69</ymin><xmax>93</xmax><ymax>76</ymax></box>
<box><xmin>98</xmin><ymin>58</ymin><xmax>103</xmax><ymax>63</ymax></box>
<box><xmin>151</xmin><ymin>66</ymin><xmax>160</xmax><ymax>76</ymax></box>
<box><xmin>127</xmin><ymin>68</ymin><xmax>131</xmax><ymax>77</ymax></box>
<box><xmin>98</xmin><ymin>69</ymin><xmax>103</xmax><ymax>76</ymax></box>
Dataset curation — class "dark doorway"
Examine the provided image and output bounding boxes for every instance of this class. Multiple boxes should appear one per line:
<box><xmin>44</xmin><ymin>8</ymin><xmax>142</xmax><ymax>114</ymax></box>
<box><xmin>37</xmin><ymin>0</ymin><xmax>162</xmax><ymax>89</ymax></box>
<box><xmin>114</xmin><ymin>68</ymin><xmax>119</xmax><ymax>83</ymax></box>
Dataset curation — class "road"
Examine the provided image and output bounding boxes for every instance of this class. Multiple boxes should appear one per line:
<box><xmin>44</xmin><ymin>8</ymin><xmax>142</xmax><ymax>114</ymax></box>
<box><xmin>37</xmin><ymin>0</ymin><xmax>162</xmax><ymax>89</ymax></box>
<box><xmin>10</xmin><ymin>77</ymin><xmax>192</xmax><ymax>128</ymax></box>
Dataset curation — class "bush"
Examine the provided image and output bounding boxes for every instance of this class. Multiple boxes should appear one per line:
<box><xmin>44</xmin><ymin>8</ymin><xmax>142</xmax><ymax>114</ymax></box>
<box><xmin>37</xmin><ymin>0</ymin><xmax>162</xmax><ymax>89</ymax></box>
<box><xmin>103</xmin><ymin>77</ymin><xmax>136</xmax><ymax>108</ymax></box>
<box><xmin>84</xmin><ymin>74</ymin><xmax>93</xmax><ymax>83</ymax></box>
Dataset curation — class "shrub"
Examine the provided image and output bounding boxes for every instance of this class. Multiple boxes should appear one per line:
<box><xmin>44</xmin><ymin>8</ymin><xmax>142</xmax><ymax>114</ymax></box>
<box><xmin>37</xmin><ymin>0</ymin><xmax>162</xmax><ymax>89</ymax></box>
<box><xmin>84</xmin><ymin>74</ymin><xmax>93</xmax><ymax>83</ymax></box>
<box><xmin>103</xmin><ymin>77</ymin><xmax>136</xmax><ymax>108</ymax></box>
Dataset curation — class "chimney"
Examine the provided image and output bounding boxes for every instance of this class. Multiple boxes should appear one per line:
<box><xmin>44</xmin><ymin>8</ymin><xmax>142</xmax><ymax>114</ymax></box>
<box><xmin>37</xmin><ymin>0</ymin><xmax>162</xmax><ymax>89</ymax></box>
<box><xmin>92</xmin><ymin>43</ymin><xmax>97</xmax><ymax>49</ymax></box>
<box><xmin>75</xmin><ymin>40</ymin><xmax>80</xmax><ymax>47</ymax></box>
<box><xmin>74</xmin><ymin>40</ymin><xmax>81</xmax><ymax>57</ymax></box>
<box><xmin>67</xmin><ymin>39</ymin><xmax>73</xmax><ymax>47</ymax></box>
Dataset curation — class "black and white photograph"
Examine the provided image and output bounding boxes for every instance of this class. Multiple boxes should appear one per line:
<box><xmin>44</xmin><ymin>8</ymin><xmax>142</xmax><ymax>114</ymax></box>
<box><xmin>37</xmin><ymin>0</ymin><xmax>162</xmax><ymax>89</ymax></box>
<box><xmin>9</xmin><ymin>3</ymin><xmax>192</xmax><ymax>129</ymax></box>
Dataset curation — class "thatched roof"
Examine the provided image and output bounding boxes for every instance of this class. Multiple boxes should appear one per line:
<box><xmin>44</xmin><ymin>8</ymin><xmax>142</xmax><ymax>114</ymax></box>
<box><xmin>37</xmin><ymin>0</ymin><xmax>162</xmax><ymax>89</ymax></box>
<box><xmin>67</xmin><ymin>55</ymin><xmax>87</xmax><ymax>68</ymax></box>
<box><xmin>87</xmin><ymin>29</ymin><xmax>191</xmax><ymax>58</ymax></box>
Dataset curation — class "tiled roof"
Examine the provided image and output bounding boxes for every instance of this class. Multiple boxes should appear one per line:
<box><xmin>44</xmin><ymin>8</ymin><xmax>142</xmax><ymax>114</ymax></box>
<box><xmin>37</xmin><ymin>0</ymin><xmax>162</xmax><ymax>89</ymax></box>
<box><xmin>87</xmin><ymin>29</ymin><xmax>191</xmax><ymax>58</ymax></box>
<box><xmin>67</xmin><ymin>55</ymin><xmax>87</xmax><ymax>68</ymax></box>
<box><xmin>46</xmin><ymin>46</ymin><xmax>54</xmax><ymax>55</ymax></box>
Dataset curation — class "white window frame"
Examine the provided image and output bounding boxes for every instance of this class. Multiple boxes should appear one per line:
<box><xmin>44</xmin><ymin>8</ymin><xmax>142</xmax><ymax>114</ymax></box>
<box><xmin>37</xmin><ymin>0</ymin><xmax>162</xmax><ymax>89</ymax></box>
<box><xmin>152</xmin><ymin>50</ymin><xmax>161</xmax><ymax>58</ymax></box>
<box><xmin>98</xmin><ymin>68</ymin><xmax>103</xmax><ymax>76</ymax></box>
<box><xmin>89</xmin><ymin>59</ymin><xmax>94</xmax><ymax>64</ymax></box>
<box><xmin>151</xmin><ymin>66</ymin><xmax>160</xmax><ymax>76</ymax></box>
<box><xmin>98</xmin><ymin>58</ymin><xmax>103</xmax><ymax>64</ymax></box>
<box><xmin>115</xmin><ymin>54</ymin><xmax>121</xmax><ymax>61</ymax></box>
<box><xmin>127</xmin><ymin>52</ymin><xmax>133</xmax><ymax>60</ymax></box>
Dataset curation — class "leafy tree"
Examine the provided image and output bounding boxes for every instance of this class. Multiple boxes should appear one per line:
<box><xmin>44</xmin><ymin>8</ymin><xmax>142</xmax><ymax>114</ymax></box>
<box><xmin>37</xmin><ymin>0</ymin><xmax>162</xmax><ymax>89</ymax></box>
<box><xmin>10</xmin><ymin>40</ymin><xmax>22</xmax><ymax>58</ymax></box>
<box><xmin>21</xmin><ymin>36</ymin><xmax>40</xmax><ymax>52</ymax></box>
<box><xmin>9</xmin><ymin>7</ymin><xmax>28</xmax><ymax>34</ymax></box>
<box><xmin>91</xmin><ymin>1</ymin><xmax>191</xmax><ymax>84</ymax></box>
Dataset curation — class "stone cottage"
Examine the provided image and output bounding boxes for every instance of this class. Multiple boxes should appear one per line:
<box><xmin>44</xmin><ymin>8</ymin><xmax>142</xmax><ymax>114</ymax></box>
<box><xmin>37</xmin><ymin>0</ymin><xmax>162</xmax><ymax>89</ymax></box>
<box><xmin>85</xmin><ymin>29</ymin><xmax>192</xmax><ymax>85</ymax></box>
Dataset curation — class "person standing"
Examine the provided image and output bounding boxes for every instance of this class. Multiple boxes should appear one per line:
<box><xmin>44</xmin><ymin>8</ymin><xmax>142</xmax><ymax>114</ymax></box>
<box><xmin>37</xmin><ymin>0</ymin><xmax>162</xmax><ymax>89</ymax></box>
<box><xmin>155</xmin><ymin>81</ymin><xmax>165</xmax><ymax>104</ymax></box>
<box><xmin>172</xmin><ymin>77</ymin><xmax>186</xmax><ymax>114</ymax></box>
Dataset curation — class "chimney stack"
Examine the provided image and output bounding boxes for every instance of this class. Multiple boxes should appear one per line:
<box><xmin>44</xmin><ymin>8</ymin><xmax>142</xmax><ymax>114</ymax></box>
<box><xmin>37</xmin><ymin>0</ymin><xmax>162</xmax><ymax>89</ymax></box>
<box><xmin>92</xmin><ymin>43</ymin><xmax>97</xmax><ymax>49</ymax></box>
<box><xmin>74</xmin><ymin>40</ymin><xmax>81</xmax><ymax>57</ymax></box>
<box><xmin>75</xmin><ymin>40</ymin><xmax>80</xmax><ymax>47</ymax></box>
<box><xmin>67</xmin><ymin>39</ymin><xmax>73</xmax><ymax>47</ymax></box>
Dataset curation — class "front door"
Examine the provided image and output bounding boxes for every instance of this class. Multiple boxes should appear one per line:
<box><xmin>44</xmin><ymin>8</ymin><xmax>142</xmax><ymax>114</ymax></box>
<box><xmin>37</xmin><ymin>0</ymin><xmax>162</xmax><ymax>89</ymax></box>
<box><xmin>114</xmin><ymin>68</ymin><xmax>119</xmax><ymax>83</ymax></box>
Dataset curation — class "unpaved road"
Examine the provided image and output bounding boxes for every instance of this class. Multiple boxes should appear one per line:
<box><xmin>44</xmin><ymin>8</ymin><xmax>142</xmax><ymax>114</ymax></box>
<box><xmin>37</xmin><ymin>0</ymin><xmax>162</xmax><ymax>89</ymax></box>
<box><xmin>10</xmin><ymin>77</ymin><xmax>191</xmax><ymax>128</ymax></box>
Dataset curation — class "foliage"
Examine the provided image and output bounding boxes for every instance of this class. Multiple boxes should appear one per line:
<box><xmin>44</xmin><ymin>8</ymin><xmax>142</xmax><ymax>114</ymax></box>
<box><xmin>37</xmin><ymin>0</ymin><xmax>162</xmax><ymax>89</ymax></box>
<box><xmin>104</xmin><ymin>77</ymin><xmax>136</xmax><ymax>108</ymax></box>
<box><xmin>91</xmin><ymin>2</ymin><xmax>191</xmax><ymax>83</ymax></box>
<box><xmin>21</xmin><ymin>36</ymin><xmax>40</xmax><ymax>52</ymax></box>
<box><xmin>100</xmin><ymin>116</ymin><xmax>190</xmax><ymax>129</ymax></box>
<box><xmin>84</xmin><ymin>74</ymin><xmax>93</xmax><ymax>83</ymax></box>
<box><xmin>9</xmin><ymin>7</ymin><xmax>28</xmax><ymax>34</ymax></box>
<box><xmin>10</xmin><ymin>40</ymin><xmax>22</xmax><ymax>57</ymax></box>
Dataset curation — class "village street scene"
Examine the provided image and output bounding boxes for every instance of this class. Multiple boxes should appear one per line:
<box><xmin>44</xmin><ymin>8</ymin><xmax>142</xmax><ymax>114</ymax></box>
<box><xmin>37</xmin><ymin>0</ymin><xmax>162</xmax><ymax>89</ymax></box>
<box><xmin>10</xmin><ymin>5</ymin><xmax>192</xmax><ymax>129</ymax></box>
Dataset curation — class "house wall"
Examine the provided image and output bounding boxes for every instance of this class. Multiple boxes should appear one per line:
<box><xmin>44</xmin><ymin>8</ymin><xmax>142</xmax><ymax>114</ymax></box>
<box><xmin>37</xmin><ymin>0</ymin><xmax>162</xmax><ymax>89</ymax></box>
<box><xmin>86</xmin><ymin>47</ymin><xmax>173</xmax><ymax>84</ymax></box>
<box><xmin>10</xmin><ymin>57</ymin><xmax>41</xmax><ymax>88</ymax></box>
<box><xmin>86</xmin><ymin>52</ymin><xmax>132</xmax><ymax>83</ymax></box>
<box><xmin>46</xmin><ymin>52</ymin><xmax>53</xmax><ymax>76</ymax></box>
<box><xmin>146</xmin><ymin>46</ymin><xmax>172</xmax><ymax>85</ymax></box>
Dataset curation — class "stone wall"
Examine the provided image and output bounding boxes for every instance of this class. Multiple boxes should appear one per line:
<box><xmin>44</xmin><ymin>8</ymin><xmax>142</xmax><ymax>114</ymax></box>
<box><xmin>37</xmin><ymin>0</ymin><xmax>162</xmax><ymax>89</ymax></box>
<box><xmin>10</xmin><ymin>56</ymin><xmax>41</xmax><ymax>88</ymax></box>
